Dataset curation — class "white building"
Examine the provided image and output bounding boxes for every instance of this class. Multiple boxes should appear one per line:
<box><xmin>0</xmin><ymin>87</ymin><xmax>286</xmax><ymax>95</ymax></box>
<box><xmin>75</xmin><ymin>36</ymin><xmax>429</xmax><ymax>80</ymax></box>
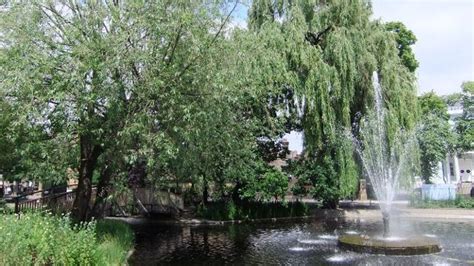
<box><xmin>432</xmin><ymin>104</ymin><xmax>474</xmax><ymax>185</ymax></box>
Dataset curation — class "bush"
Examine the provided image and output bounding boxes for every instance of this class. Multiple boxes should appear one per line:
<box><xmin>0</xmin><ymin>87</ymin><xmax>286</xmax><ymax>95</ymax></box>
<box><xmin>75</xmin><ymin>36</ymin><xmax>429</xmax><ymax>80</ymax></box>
<box><xmin>455</xmin><ymin>197</ymin><xmax>474</xmax><ymax>208</ymax></box>
<box><xmin>239</xmin><ymin>167</ymin><xmax>289</xmax><ymax>202</ymax></box>
<box><xmin>0</xmin><ymin>212</ymin><xmax>133</xmax><ymax>265</ymax></box>
<box><xmin>0</xmin><ymin>199</ymin><xmax>5</xmax><ymax>213</ymax></box>
<box><xmin>196</xmin><ymin>201</ymin><xmax>308</xmax><ymax>221</ymax></box>
<box><xmin>410</xmin><ymin>194</ymin><xmax>474</xmax><ymax>209</ymax></box>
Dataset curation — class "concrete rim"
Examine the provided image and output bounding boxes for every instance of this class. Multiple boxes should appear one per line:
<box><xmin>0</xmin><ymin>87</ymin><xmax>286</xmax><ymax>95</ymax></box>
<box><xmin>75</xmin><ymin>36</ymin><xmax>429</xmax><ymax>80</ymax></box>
<box><xmin>338</xmin><ymin>234</ymin><xmax>441</xmax><ymax>255</ymax></box>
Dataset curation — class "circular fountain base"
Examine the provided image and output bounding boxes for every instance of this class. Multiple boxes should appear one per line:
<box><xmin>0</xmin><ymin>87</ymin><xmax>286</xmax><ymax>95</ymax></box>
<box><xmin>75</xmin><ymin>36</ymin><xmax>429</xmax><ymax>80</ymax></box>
<box><xmin>338</xmin><ymin>235</ymin><xmax>441</xmax><ymax>255</ymax></box>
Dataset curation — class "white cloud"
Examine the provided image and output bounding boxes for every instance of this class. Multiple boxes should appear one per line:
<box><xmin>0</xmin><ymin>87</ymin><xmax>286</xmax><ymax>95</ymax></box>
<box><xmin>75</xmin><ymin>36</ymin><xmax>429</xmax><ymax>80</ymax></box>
<box><xmin>372</xmin><ymin>0</ymin><xmax>474</xmax><ymax>95</ymax></box>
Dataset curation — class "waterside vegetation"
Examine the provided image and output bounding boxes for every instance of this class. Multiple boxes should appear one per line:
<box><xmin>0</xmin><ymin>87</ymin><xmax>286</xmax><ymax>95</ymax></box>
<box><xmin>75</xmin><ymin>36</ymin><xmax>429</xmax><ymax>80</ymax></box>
<box><xmin>410</xmin><ymin>196</ymin><xmax>474</xmax><ymax>209</ymax></box>
<box><xmin>0</xmin><ymin>0</ymin><xmax>421</xmax><ymax>221</ymax></box>
<box><xmin>0</xmin><ymin>212</ymin><xmax>133</xmax><ymax>265</ymax></box>
<box><xmin>196</xmin><ymin>201</ymin><xmax>309</xmax><ymax>221</ymax></box>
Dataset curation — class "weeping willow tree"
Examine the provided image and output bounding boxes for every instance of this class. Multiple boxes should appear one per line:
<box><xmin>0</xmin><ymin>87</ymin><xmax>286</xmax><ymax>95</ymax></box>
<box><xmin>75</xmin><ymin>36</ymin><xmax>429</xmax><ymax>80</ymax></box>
<box><xmin>247</xmin><ymin>0</ymin><xmax>418</xmax><ymax>207</ymax></box>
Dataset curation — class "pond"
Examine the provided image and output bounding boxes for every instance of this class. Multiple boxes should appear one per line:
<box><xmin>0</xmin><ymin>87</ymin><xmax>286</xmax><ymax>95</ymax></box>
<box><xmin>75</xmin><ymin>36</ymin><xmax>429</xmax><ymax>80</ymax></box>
<box><xmin>129</xmin><ymin>216</ymin><xmax>474</xmax><ymax>265</ymax></box>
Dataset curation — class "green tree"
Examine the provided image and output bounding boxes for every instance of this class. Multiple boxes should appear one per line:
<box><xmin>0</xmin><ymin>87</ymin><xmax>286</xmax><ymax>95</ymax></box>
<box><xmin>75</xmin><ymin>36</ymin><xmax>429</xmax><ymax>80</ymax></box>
<box><xmin>260</xmin><ymin>169</ymin><xmax>288</xmax><ymax>201</ymax></box>
<box><xmin>385</xmin><ymin>21</ymin><xmax>419</xmax><ymax>72</ymax></box>
<box><xmin>247</xmin><ymin>0</ymin><xmax>418</xmax><ymax>207</ymax></box>
<box><xmin>239</xmin><ymin>165</ymin><xmax>289</xmax><ymax>202</ymax></box>
<box><xmin>0</xmin><ymin>1</ymin><xmax>241</xmax><ymax>221</ymax></box>
<box><xmin>0</xmin><ymin>0</ymin><xmax>422</xmax><ymax>215</ymax></box>
<box><xmin>443</xmin><ymin>93</ymin><xmax>463</xmax><ymax>106</ymax></box>
<box><xmin>419</xmin><ymin>92</ymin><xmax>449</xmax><ymax>119</ymax></box>
<box><xmin>0</xmin><ymin>98</ymin><xmax>19</xmax><ymax>179</ymax></box>
<box><xmin>417</xmin><ymin>92</ymin><xmax>456</xmax><ymax>183</ymax></box>
<box><xmin>456</xmin><ymin>81</ymin><xmax>474</xmax><ymax>151</ymax></box>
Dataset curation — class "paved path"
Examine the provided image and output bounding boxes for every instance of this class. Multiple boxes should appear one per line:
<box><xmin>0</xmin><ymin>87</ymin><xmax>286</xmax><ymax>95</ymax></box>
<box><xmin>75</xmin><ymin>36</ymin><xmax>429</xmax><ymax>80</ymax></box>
<box><xmin>339</xmin><ymin>203</ymin><xmax>474</xmax><ymax>221</ymax></box>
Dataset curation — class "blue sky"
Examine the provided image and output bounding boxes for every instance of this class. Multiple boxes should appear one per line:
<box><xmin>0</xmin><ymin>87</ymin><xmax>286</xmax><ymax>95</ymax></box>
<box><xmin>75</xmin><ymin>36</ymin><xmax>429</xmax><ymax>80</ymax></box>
<box><xmin>232</xmin><ymin>0</ymin><xmax>473</xmax><ymax>96</ymax></box>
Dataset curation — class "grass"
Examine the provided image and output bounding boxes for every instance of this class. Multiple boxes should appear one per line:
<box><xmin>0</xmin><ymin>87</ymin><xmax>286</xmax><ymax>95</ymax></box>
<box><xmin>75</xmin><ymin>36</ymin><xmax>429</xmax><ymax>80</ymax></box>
<box><xmin>96</xmin><ymin>219</ymin><xmax>135</xmax><ymax>265</ymax></box>
<box><xmin>410</xmin><ymin>195</ymin><xmax>474</xmax><ymax>209</ymax></box>
<box><xmin>0</xmin><ymin>212</ymin><xmax>134</xmax><ymax>265</ymax></box>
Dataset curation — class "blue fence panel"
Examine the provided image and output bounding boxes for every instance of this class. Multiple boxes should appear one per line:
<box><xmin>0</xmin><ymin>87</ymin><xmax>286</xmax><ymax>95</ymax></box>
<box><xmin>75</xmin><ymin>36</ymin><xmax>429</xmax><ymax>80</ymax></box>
<box><xmin>421</xmin><ymin>184</ymin><xmax>456</xmax><ymax>200</ymax></box>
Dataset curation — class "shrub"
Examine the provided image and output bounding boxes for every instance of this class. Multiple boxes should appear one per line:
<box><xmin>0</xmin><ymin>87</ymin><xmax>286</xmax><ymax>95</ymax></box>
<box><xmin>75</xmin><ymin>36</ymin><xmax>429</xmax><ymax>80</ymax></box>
<box><xmin>410</xmin><ymin>194</ymin><xmax>474</xmax><ymax>209</ymax></box>
<box><xmin>0</xmin><ymin>199</ymin><xmax>5</xmax><ymax>213</ymax></box>
<box><xmin>0</xmin><ymin>212</ymin><xmax>96</xmax><ymax>265</ymax></box>
<box><xmin>0</xmin><ymin>212</ymin><xmax>133</xmax><ymax>265</ymax></box>
<box><xmin>226</xmin><ymin>201</ymin><xmax>237</xmax><ymax>220</ymax></box>
<box><xmin>455</xmin><ymin>197</ymin><xmax>474</xmax><ymax>208</ymax></box>
<box><xmin>196</xmin><ymin>201</ymin><xmax>308</xmax><ymax>221</ymax></box>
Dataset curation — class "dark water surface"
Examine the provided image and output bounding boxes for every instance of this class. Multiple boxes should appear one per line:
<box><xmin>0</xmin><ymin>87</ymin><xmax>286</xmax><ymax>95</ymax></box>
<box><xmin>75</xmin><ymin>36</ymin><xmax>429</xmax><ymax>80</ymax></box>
<box><xmin>129</xmin><ymin>216</ymin><xmax>474</xmax><ymax>265</ymax></box>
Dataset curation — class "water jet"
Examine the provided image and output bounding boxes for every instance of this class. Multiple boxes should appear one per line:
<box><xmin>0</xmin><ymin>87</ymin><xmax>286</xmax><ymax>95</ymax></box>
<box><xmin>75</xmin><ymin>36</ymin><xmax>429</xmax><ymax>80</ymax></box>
<box><xmin>340</xmin><ymin>73</ymin><xmax>441</xmax><ymax>255</ymax></box>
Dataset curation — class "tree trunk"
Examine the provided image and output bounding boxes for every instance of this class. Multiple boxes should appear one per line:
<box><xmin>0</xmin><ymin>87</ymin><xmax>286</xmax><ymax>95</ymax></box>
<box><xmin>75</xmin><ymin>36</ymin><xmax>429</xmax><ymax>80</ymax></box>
<box><xmin>72</xmin><ymin>135</ymin><xmax>102</xmax><ymax>222</ymax></box>
<box><xmin>91</xmin><ymin>164</ymin><xmax>112</xmax><ymax>218</ymax></box>
<box><xmin>202</xmin><ymin>179</ymin><xmax>209</xmax><ymax>205</ymax></box>
<box><xmin>232</xmin><ymin>182</ymin><xmax>243</xmax><ymax>204</ymax></box>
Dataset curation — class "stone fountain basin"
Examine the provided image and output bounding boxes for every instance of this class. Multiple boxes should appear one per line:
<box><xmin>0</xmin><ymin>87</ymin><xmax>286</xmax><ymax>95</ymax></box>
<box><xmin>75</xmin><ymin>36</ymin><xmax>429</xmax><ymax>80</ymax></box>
<box><xmin>338</xmin><ymin>234</ymin><xmax>441</xmax><ymax>255</ymax></box>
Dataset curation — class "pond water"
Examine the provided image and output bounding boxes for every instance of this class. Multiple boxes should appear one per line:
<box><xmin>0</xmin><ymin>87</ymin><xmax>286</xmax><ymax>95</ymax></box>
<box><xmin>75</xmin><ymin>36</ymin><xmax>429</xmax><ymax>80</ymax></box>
<box><xmin>129</xmin><ymin>216</ymin><xmax>474</xmax><ymax>265</ymax></box>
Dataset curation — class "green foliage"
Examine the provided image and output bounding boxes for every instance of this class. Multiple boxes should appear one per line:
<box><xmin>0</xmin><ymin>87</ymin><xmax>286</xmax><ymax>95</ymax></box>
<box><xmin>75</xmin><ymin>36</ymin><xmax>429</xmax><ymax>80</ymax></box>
<box><xmin>0</xmin><ymin>1</ymin><xmax>257</xmax><ymax>219</ymax></box>
<box><xmin>0</xmin><ymin>212</ymin><xmax>133</xmax><ymax>265</ymax></box>
<box><xmin>0</xmin><ymin>0</ymin><xmax>420</xmax><ymax>212</ymax></box>
<box><xmin>226</xmin><ymin>200</ymin><xmax>238</xmax><ymax>220</ymax></box>
<box><xmin>443</xmin><ymin>93</ymin><xmax>463</xmax><ymax>106</ymax></box>
<box><xmin>410</xmin><ymin>195</ymin><xmax>474</xmax><ymax>209</ymax></box>
<box><xmin>462</xmin><ymin>81</ymin><xmax>474</xmax><ymax>94</ymax></box>
<box><xmin>308</xmin><ymin>156</ymin><xmax>340</xmax><ymax>208</ymax></box>
<box><xmin>0</xmin><ymin>199</ymin><xmax>5</xmax><ymax>213</ymax></box>
<box><xmin>239</xmin><ymin>163</ymin><xmax>289</xmax><ymax>202</ymax></box>
<box><xmin>419</xmin><ymin>92</ymin><xmax>449</xmax><ymax>119</ymax></box>
<box><xmin>289</xmin><ymin>135</ymin><xmax>358</xmax><ymax>208</ymax></box>
<box><xmin>0</xmin><ymin>99</ymin><xmax>18</xmax><ymax>180</ymax></box>
<box><xmin>196</xmin><ymin>201</ymin><xmax>308</xmax><ymax>221</ymax></box>
<box><xmin>0</xmin><ymin>212</ymin><xmax>95</xmax><ymax>265</ymax></box>
<box><xmin>95</xmin><ymin>219</ymin><xmax>134</xmax><ymax>265</ymax></box>
<box><xmin>260</xmin><ymin>169</ymin><xmax>289</xmax><ymax>201</ymax></box>
<box><xmin>246</xmin><ymin>0</ymin><xmax>417</xmax><ymax>207</ymax></box>
<box><xmin>417</xmin><ymin>114</ymin><xmax>456</xmax><ymax>183</ymax></box>
<box><xmin>417</xmin><ymin>93</ymin><xmax>456</xmax><ymax>183</ymax></box>
<box><xmin>385</xmin><ymin>21</ymin><xmax>419</xmax><ymax>72</ymax></box>
<box><xmin>456</xmin><ymin>81</ymin><xmax>474</xmax><ymax>151</ymax></box>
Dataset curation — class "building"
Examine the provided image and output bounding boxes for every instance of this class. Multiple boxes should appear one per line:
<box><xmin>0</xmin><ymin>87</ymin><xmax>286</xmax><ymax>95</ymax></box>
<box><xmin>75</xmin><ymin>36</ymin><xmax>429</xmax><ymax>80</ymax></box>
<box><xmin>432</xmin><ymin>103</ymin><xmax>474</xmax><ymax>187</ymax></box>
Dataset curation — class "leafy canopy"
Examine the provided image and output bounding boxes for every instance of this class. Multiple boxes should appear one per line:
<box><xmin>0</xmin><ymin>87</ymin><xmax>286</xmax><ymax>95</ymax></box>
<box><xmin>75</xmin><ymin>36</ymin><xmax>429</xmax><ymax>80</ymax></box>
<box><xmin>417</xmin><ymin>93</ymin><xmax>456</xmax><ymax>183</ymax></box>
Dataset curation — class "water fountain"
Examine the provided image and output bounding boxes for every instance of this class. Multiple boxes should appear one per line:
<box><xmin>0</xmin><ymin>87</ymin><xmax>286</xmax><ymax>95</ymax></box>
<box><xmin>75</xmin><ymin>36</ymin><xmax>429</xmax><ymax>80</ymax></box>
<box><xmin>338</xmin><ymin>73</ymin><xmax>441</xmax><ymax>255</ymax></box>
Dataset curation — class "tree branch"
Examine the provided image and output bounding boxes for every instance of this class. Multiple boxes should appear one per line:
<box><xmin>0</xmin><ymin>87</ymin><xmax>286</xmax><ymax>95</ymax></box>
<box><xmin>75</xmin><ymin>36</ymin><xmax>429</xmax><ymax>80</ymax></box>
<box><xmin>172</xmin><ymin>1</ymin><xmax>240</xmax><ymax>83</ymax></box>
<box><xmin>165</xmin><ymin>24</ymin><xmax>184</xmax><ymax>66</ymax></box>
<box><xmin>305</xmin><ymin>26</ymin><xmax>332</xmax><ymax>46</ymax></box>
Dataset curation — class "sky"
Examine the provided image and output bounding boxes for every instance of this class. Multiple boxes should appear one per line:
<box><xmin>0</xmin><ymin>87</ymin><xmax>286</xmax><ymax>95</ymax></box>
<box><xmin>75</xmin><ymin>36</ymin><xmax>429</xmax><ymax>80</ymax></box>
<box><xmin>371</xmin><ymin>0</ymin><xmax>474</xmax><ymax>96</ymax></box>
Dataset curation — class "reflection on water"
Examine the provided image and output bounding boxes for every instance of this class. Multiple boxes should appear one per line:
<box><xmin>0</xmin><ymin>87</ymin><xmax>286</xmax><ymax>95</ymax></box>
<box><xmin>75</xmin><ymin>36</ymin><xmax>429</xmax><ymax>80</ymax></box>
<box><xmin>129</xmin><ymin>217</ymin><xmax>474</xmax><ymax>265</ymax></box>
<box><xmin>297</xmin><ymin>239</ymin><xmax>329</xmax><ymax>244</ymax></box>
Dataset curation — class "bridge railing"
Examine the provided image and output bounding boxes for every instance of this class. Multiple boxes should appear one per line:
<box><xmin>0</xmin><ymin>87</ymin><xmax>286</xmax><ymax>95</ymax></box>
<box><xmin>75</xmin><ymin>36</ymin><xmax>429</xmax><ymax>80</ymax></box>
<box><xmin>13</xmin><ymin>185</ymin><xmax>95</xmax><ymax>214</ymax></box>
<box><xmin>15</xmin><ymin>190</ymin><xmax>76</xmax><ymax>214</ymax></box>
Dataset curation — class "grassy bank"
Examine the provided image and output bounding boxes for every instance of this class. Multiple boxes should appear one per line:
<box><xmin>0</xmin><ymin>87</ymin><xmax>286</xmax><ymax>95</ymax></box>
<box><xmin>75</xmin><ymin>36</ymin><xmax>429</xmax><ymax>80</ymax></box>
<box><xmin>410</xmin><ymin>196</ymin><xmax>474</xmax><ymax>209</ymax></box>
<box><xmin>196</xmin><ymin>201</ymin><xmax>309</xmax><ymax>221</ymax></box>
<box><xmin>0</xmin><ymin>212</ymin><xmax>133</xmax><ymax>265</ymax></box>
